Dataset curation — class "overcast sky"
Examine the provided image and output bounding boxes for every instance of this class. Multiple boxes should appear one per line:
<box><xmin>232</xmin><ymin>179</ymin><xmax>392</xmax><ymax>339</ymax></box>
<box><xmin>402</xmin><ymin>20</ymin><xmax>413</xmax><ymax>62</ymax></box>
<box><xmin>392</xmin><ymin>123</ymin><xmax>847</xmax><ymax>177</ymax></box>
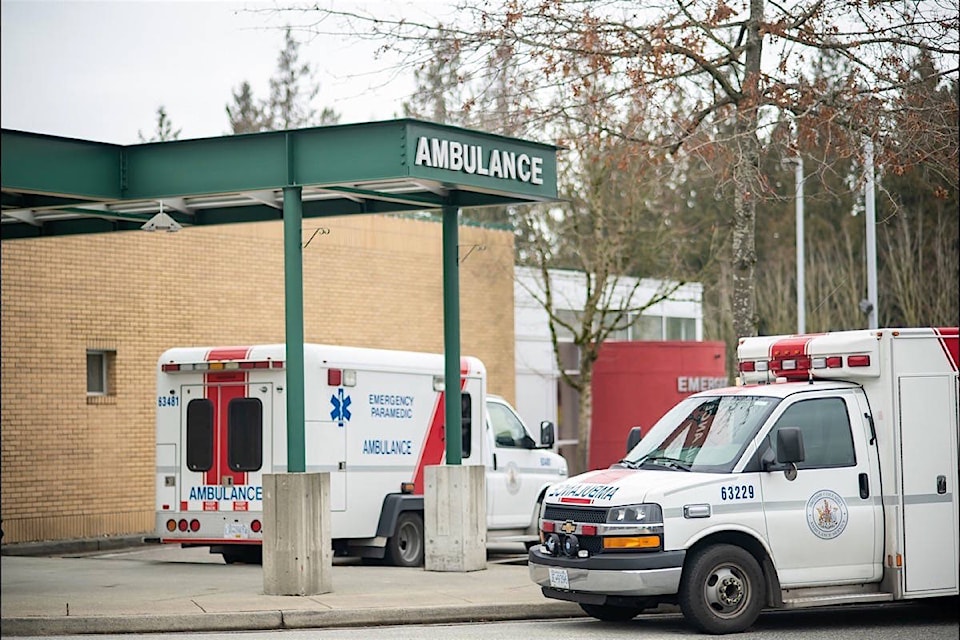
<box><xmin>1</xmin><ymin>1</ymin><xmax>423</xmax><ymax>144</ymax></box>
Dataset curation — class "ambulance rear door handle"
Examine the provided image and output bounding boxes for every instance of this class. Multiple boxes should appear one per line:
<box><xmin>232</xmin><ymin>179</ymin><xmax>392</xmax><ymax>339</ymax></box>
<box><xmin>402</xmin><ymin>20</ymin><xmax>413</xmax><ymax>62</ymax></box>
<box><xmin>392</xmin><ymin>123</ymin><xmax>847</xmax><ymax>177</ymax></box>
<box><xmin>937</xmin><ymin>475</ymin><xmax>946</xmax><ymax>494</ymax></box>
<box><xmin>858</xmin><ymin>473</ymin><xmax>869</xmax><ymax>499</ymax></box>
<box><xmin>493</xmin><ymin>453</ymin><xmax>498</xmax><ymax>470</ymax></box>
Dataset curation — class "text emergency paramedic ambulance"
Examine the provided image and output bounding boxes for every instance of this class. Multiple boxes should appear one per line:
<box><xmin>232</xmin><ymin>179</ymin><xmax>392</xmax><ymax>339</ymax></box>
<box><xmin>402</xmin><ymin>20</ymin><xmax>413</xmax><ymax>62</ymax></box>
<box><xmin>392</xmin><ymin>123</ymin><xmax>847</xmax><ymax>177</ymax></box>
<box><xmin>529</xmin><ymin>327</ymin><xmax>958</xmax><ymax>634</ymax></box>
<box><xmin>152</xmin><ymin>344</ymin><xmax>567</xmax><ymax>566</ymax></box>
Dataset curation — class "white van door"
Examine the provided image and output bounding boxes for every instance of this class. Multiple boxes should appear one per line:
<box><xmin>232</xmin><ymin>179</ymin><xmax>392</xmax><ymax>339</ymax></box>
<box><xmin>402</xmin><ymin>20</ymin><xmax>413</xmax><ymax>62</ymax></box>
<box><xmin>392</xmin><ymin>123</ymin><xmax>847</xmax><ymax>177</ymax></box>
<box><xmin>179</xmin><ymin>381</ymin><xmax>272</xmax><ymax>516</ymax></box>
<box><xmin>485</xmin><ymin>397</ymin><xmax>543</xmax><ymax>529</ymax></box>
<box><xmin>899</xmin><ymin>374</ymin><xmax>959</xmax><ymax>593</ymax></box>
<box><xmin>759</xmin><ymin>390</ymin><xmax>882</xmax><ymax>587</ymax></box>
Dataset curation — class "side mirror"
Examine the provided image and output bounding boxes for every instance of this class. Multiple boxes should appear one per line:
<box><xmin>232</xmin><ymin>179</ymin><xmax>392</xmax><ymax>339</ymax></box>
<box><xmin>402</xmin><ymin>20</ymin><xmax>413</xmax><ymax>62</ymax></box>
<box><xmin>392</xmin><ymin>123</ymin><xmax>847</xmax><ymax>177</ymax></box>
<box><xmin>776</xmin><ymin>427</ymin><xmax>805</xmax><ymax>464</ymax></box>
<box><xmin>626</xmin><ymin>426</ymin><xmax>643</xmax><ymax>453</ymax></box>
<box><xmin>540</xmin><ymin>420</ymin><xmax>556</xmax><ymax>448</ymax></box>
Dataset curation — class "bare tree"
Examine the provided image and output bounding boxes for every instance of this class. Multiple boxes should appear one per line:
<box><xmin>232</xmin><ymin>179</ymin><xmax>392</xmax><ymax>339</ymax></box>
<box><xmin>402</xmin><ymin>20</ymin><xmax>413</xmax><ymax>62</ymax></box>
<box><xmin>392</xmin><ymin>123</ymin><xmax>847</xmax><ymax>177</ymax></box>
<box><xmin>277</xmin><ymin>0</ymin><xmax>958</xmax><ymax>341</ymax></box>
<box><xmin>518</xmin><ymin>94</ymin><xmax>719</xmax><ymax>472</ymax></box>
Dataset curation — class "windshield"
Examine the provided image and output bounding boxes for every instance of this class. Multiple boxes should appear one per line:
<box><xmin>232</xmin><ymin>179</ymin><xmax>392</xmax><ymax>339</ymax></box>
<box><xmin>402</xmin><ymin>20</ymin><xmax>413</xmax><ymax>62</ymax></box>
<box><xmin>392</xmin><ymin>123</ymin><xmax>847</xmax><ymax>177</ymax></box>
<box><xmin>621</xmin><ymin>395</ymin><xmax>780</xmax><ymax>473</ymax></box>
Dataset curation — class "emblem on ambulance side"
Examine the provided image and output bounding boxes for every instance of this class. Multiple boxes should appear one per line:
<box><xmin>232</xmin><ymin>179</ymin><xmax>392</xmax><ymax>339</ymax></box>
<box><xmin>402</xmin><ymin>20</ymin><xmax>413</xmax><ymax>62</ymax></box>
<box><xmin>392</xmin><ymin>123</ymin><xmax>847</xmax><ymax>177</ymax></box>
<box><xmin>505</xmin><ymin>462</ymin><xmax>521</xmax><ymax>495</ymax></box>
<box><xmin>330</xmin><ymin>388</ymin><xmax>352</xmax><ymax>428</ymax></box>
<box><xmin>805</xmin><ymin>489</ymin><xmax>848</xmax><ymax>539</ymax></box>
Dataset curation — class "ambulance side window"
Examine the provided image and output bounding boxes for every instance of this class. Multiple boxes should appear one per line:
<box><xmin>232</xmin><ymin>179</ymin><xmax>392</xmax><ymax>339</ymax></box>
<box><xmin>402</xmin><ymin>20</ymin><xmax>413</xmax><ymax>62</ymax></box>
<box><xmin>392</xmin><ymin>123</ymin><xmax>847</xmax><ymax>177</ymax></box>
<box><xmin>461</xmin><ymin>393</ymin><xmax>472</xmax><ymax>459</ymax></box>
<box><xmin>186</xmin><ymin>399</ymin><xmax>214</xmax><ymax>472</ymax></box>
<box><xmin>489</xmin><ymin>402</ymin><xmax>525</xmax><ymax>448</ymax></box>
<box><xmin>769</xmin><ymin>398</ymin><xmax>856</xmax><ymax>469</ymax></box>
<box><xmin>228</xmin><ymin>398</ymin><xmax>263</xmax><ymax>472</ymax></box>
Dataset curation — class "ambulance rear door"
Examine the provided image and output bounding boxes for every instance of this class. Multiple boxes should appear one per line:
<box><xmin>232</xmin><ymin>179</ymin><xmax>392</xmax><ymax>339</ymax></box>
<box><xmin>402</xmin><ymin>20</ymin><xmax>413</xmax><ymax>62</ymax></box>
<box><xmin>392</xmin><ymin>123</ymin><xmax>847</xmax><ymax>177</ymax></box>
<box><xmin>179</xmin><ymin>375</ymin><xmax>272</xmax><ymax>522</ymax></box>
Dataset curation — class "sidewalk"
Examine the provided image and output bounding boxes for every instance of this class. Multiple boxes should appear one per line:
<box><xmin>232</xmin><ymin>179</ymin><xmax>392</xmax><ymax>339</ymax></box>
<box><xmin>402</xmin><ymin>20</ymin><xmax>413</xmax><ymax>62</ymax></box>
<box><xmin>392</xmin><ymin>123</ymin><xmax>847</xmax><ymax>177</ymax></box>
<box><xmin>1</xmin><ymin>540</ymin><xmax>583</xmax><ymax>636</ymax></box>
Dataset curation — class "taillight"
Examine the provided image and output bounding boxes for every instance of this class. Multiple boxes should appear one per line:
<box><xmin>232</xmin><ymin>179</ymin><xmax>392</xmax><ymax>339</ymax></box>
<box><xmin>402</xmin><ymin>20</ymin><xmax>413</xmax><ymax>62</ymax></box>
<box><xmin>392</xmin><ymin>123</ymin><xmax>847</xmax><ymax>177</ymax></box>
<box><xmin>251</xmin><ymin>520</ymin><xmax>262</xmax><ymax>533</ymax></box>
<box><xmin>189</xmin><ymin>519</ymin><xmax>200</xmax><ymax>532</ymax></box>
<box><xmin>166</xmin><ymin>519</ymin><xmax>177</xmax><ymax>532</ymax></box>
<box><xmin>178</xmin><ymin>519</ymin><xmax>188</xmax><ymax>532</ymax></box>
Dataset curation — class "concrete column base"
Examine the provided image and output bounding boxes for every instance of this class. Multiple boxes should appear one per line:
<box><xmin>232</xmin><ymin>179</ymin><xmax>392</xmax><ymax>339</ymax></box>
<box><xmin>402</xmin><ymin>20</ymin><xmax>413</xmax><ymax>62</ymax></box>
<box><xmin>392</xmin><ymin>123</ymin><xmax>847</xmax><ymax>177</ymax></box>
<box><xmin>262</xmin><ymin>472</ymin><xmax>332</xmax><ymax>595</ymax></box>
<box><xmin>424</xmin><ymin>464</ymin><xmax>486</xmax><ymax>572</ymax></box>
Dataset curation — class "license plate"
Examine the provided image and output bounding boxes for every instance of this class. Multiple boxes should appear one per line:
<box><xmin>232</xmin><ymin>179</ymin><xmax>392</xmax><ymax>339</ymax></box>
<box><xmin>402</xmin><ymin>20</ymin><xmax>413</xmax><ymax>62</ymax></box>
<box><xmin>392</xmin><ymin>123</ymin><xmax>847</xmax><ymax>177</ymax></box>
<box><xmin>224</xmin><ymin>522</ymin><xmax>248</xmax><ymax>539</ymax></box>
<box><xmin>548</xmin><ymin>567</ymin><xmax>570</xmax><ymax>589</ymax></box>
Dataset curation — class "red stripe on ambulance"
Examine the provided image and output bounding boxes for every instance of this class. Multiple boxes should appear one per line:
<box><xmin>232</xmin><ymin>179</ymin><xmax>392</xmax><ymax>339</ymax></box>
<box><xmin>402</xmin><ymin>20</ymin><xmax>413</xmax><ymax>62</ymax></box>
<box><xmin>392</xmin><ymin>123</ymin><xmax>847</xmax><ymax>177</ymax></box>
<box><xmin>204</xmin><ymin>347</ymin><xmax>252</xmax><ymax>488</ymax></box>
<box><xmin>935</xmin><ymin>327</ymin><xmax>959</xmax><ymax>371</ymax></box>
<box><xmin>411</xmin><ymin>359</ymin><xmax>471</xmax><ymax>494</ymax></box>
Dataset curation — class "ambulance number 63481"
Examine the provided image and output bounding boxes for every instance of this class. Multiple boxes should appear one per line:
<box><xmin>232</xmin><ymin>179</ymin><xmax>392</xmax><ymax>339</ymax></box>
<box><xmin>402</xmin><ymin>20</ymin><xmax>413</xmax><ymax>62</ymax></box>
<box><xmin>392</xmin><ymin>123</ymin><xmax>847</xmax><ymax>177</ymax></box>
<box><xmin>158</xmin><ymin>395</ymin><xmax>180</xmax><ymax>408</ymax></box>
<box><xmin>720</xmin><ymin>484</ymin><xmax>754</xmax><ymax>500</ymax></box>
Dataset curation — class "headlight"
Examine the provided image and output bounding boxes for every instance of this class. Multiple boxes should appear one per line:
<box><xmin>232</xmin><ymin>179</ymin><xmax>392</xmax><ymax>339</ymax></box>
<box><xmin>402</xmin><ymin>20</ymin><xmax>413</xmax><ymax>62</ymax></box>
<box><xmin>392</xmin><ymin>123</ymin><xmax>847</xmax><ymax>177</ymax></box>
<box><xmin>606</xmin><ymin>503</ymin><xmax>662</xmax><ymax>524</ymax></box>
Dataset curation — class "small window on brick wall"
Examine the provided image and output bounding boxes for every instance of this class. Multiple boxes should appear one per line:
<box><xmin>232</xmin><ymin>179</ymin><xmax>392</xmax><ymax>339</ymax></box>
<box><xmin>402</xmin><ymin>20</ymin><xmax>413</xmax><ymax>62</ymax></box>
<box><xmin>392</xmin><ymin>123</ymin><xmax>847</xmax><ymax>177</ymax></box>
<box><xmin>86</xmin><ymin>350</ymin><xmax>116</xmax><ymax>397</ymax></box>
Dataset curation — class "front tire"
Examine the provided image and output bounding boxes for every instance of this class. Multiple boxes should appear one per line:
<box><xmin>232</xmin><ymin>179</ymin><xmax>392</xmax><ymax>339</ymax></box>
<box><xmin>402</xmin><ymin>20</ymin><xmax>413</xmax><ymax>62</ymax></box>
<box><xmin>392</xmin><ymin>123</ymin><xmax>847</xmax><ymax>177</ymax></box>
<box><xmin>386</xmin><ymin>511</ymin><xmax>424</xmax><ymax>567</ymax></box>
<box><xmin>579</xmin><ymin>602</ymin><xmax>645</xmax><ymax>621</ymax></box>
<box><xmin>678</xmin><ymin>544</ymin><xmax>765</xmax><ymax>634</ymax></box>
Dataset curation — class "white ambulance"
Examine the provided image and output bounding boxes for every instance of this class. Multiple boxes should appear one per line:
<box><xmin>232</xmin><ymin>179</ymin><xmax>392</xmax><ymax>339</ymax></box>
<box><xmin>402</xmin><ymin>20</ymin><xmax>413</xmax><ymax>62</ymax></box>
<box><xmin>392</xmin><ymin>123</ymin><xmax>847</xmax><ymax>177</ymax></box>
<box><xmin>152</xmin><ymin>343</ymin><xmax>567</xmax><ymax>566</ymax></box>
<box><xmin>530</xmin><ymin>327</ymin><xmax>958</xmax><ymax>633</ymax></box>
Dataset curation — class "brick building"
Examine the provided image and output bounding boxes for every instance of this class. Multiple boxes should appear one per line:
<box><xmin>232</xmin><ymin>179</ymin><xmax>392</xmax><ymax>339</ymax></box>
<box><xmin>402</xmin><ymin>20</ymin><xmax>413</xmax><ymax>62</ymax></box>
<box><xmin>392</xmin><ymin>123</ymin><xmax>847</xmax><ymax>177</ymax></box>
<box><xmin>0</xmin><ymin>214</ymin><xmax>516</xmax><ymax>544</ymax></box>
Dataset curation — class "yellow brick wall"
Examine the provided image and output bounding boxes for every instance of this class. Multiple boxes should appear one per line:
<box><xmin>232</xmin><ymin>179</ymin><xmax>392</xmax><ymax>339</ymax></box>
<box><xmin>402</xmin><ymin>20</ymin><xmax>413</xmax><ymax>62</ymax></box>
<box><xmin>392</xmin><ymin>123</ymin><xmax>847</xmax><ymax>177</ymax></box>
<box><xmin>0</xmin><ymin>214</ymin><xmax>516</xmax><ymax>544</ymax></box>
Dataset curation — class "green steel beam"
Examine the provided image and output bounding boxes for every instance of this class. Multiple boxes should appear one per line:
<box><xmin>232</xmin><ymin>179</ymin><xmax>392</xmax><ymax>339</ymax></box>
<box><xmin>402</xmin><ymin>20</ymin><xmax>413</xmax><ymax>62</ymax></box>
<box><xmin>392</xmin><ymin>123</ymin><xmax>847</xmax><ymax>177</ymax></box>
<box><xmin>1</xmin><ymin>120</ymin><xmax>561</xmax><ymax>476</ymax></box>
<box><xmin>0</xmin><ymin>130</ymin><xmax>122</xmax><ymax>199</ymax></box>
<box><xmin>283</xmin><ymin>186</ymin><xmax>306</xmax><ymax>473</ymax></box>
<box><xmin>442</xmin><ymin>205</ymin><xmax>462</xmax><ymax>466</ymax></box>
<box><xmin>3</xmin><ymin>121</ymin><xmax>557</xmax><ymax>209</ymax></box>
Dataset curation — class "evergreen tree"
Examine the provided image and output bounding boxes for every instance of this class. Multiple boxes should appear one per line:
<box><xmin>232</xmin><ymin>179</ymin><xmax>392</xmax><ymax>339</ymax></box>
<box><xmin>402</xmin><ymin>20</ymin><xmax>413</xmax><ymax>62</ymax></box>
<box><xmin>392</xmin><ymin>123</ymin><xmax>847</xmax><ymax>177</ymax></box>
<box><xmin>224</xmin><ymin>27</ymin><xmax>340</xmax><ymax>134</ymax></box>
<box><xmin>226</xmin><ymin>81</ymin><xmax>270</xmax><ymax>134</ymax></box>
<box><xmin>268</xmin><ymin>27</ymin><xmax>339</xmax><ymax>130</ymax></box>
<box><xmin>138</xmin><ymin>105</ymin><xmax>181</xmax><ymax>142</ymax></box>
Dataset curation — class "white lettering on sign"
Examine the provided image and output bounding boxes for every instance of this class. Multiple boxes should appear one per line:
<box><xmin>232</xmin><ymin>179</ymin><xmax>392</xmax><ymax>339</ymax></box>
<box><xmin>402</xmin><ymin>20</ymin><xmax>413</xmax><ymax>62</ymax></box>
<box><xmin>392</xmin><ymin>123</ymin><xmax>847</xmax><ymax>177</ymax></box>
<box><xmin>677</xmin><ymin>377</ymin><xmax>729</xmax><ymax>393</ymax></box>
<box><xmin>414</xmin><ymin>136</ymin><xmax>544</xmax><ymax>185</ymax></box>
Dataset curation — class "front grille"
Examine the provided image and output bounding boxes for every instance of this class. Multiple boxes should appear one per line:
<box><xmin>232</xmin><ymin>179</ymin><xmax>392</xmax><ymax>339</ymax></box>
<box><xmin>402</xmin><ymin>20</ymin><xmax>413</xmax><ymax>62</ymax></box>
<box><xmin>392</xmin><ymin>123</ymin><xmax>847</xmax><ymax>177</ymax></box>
<box><xmin>543</xmin><ymin>505</ymin><xmax>607</xmax><ymax>523</ymax></box>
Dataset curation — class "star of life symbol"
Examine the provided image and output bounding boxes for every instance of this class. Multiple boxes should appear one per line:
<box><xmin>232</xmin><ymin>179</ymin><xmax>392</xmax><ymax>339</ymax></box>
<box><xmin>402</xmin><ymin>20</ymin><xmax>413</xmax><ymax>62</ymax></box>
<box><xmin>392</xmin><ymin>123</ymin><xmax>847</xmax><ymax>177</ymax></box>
<box><xmin>330</xmin><ymin>388</ymin><xmax>352</xmax><ymax>427</ymax></box>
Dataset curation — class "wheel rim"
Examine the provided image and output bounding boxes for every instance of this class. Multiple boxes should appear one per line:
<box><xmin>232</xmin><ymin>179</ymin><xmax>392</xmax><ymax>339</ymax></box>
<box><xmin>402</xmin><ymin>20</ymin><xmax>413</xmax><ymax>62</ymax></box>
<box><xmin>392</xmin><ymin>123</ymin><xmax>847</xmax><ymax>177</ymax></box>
<box><xmin>396</xmin><ymin>520</ymin><xmax>421</xmax><ymax>563</ymax></box>
<box><xmin>702</xmin><ymin>563</ymin><xmax>750</xmax><ymax>619</ymax></box>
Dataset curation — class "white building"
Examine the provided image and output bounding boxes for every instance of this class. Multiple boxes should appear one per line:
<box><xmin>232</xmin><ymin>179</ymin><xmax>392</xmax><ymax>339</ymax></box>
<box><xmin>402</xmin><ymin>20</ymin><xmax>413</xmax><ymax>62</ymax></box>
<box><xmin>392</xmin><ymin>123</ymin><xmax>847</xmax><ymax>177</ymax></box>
<box><xmin>514</xmin><ymin>266</ymin><xmax>704</xmax><ymax>444</ymax></box>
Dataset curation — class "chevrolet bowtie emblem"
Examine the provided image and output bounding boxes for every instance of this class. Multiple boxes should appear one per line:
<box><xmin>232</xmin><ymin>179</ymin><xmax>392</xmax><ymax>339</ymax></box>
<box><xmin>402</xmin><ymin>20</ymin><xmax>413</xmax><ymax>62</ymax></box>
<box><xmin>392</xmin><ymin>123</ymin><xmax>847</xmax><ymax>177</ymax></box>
<box><xmin>560</xmin><ymin>520</ymin><xmax>577</xmax><ymax>534</ymax></box>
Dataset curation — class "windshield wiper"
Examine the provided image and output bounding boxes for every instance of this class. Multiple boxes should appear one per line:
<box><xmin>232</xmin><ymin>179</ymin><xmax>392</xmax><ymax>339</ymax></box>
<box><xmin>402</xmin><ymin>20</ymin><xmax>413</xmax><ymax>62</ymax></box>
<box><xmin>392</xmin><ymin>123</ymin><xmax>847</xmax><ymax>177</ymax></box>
<box><xmin>634</xmin><ymin>455</ymin><xmax>691</xmax><ymax>471</ymax></box>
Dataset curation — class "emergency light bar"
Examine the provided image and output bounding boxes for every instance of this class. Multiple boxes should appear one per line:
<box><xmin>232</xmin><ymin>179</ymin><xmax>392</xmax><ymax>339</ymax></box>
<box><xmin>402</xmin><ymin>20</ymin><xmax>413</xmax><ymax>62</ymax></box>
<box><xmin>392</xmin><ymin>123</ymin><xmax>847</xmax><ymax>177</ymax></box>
<box><xmin>739</xmin><ymin>354</ymin><xmax>870</xmax><ymax>379</ymax></box>
<box><xmin>737</xmin><ymin>330</ymin><xmax>881</xmax><ymax>384</ymax></box>
<box><xmin>161</xmin><ymin>360</ymin><xmax>283</xmax><ymax>372</ymax></box>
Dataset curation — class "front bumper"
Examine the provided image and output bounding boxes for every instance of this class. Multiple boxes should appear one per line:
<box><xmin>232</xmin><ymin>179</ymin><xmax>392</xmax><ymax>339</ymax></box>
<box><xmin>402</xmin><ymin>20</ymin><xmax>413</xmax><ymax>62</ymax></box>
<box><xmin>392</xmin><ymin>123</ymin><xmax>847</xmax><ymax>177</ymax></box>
<box><xmin>528</xmin><ymin>545</ymin><xmax>684</xmax><ymax>597</ymax></box>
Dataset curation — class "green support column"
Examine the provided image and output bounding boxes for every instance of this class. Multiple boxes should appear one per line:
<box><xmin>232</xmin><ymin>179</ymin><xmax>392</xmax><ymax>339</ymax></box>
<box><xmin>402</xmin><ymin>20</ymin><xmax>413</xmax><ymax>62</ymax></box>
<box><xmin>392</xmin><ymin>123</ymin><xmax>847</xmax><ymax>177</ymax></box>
<box><xmin>283</xmin><ymin>185</ymin><xmax>306</xmax><ymax>473</ymax></box>
<box><xmin>442</xmin><ymin>204</ymin><xmax>462</xmax><ymax>465</ymax></box>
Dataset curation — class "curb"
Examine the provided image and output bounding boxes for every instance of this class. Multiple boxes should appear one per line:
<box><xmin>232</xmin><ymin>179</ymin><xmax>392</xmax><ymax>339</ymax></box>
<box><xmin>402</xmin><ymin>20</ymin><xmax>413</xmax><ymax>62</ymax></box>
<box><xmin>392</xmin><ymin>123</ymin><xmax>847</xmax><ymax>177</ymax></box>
<box><xmin>1</xmin><ymin>535</ymin><xmax>149</xmax><ymax>557</ymax></box>
<box><xmin>1</xmin><ymin>602</ymin><xmax>584</xmax><ymax>637</ymax></box>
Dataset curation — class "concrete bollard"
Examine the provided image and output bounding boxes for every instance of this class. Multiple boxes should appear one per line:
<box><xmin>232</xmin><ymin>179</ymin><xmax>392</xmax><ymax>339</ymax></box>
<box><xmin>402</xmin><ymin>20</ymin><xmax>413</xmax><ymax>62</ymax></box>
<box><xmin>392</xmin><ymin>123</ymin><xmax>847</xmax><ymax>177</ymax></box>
<box><xmin>262</xmin><ymin>472</ymin><xmax>332</xmax><ymax>595</ymax></box>
<box><xmin>424</xmin><ymin>464</ymin><xmax>486</xmax><ymax>572</ymax></box>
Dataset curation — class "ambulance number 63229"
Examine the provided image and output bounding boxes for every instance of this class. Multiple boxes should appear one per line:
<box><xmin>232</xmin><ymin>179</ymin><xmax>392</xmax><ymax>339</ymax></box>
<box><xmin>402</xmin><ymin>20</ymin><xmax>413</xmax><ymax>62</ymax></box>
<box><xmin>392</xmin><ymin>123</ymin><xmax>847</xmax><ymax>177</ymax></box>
<box><xmin>158</xmin><ymin>395</ymin><xmax>180</xmax><ymax>408</ymax></box>
<box><xmin>720</xmin><ymin>484</ymin><xmax>754</xmax><ymax>500</ymax></box>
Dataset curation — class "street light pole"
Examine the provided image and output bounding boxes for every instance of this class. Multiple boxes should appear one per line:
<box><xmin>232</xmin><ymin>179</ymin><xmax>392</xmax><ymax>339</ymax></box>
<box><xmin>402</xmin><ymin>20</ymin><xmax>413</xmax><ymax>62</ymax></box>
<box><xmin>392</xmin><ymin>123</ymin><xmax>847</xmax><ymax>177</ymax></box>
<box><xmin>864</xmin><ymin>139</ymin><xmax>878</xmax><ymax>330</ymax></box>
<box><xmin>793</xmin><ymin>156</ymin><xmax>805</xmax><ymax>335</ymax></box>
